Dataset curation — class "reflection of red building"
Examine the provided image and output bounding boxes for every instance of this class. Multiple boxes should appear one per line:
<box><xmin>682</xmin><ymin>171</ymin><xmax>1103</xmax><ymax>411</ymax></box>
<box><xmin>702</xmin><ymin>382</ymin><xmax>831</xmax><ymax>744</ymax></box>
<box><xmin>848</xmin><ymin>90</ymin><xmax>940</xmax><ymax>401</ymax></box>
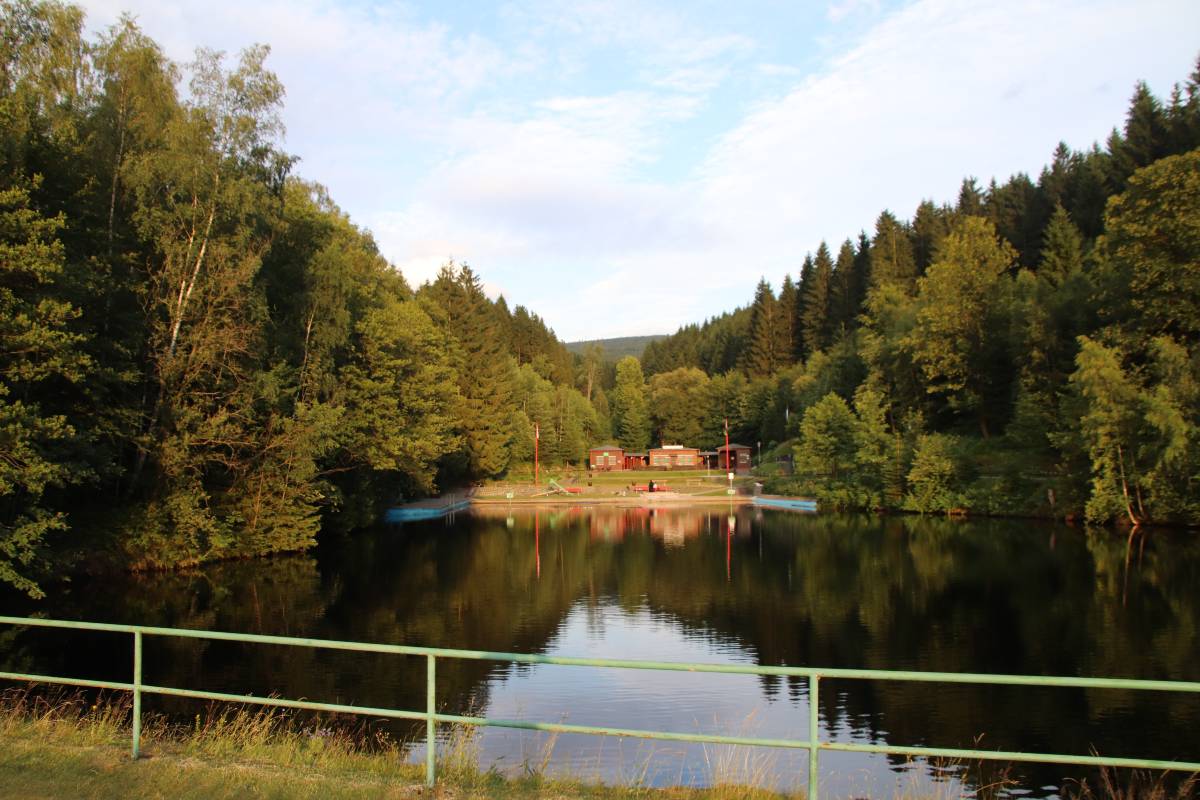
<box><xmin>588</xmin><ymin>507</ymin><xmax>651</xmax><ymax>542</ymax></box>
<box><xmin>648</xmin><ymin>508</ymin><xmax>705</xmax><ymax>547</ymax></box>
<box><xmin>585</xmin><ymin>507</ymin><xmax>708</xmax><ymax>547</ymax></box>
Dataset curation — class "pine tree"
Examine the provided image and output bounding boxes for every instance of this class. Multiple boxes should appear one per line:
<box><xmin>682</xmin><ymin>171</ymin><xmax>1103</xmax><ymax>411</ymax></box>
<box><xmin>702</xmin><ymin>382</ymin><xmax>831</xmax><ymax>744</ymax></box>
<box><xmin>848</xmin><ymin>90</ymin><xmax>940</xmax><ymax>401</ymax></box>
<box><xmin>0</xmin><ymin>183</ymin><xmax>91</xmax><ymax>596</ymax></box>
<box><xmin>870</xmin><ymin>211</ymin><xmax>917</xmax><ymax>292</ymax></box>
<box><xmin>852</xmin><ymin>232</ymin><xmax>872</xmax><ymax>311</ymax></box>
<box><xmin>831</xmin><ymin>239</ymin><xmax>858</xmax><ymax>334</ymax></box>
<box><xmin>611</xmin><ymin>356</ymin><xmax>650</xmax><ymax>450</ymax></box>
<box><xmin>741</xmin><ymin>278</ymin><xmax>780</xmax><ymax>377</ymax></box>
<box><xmin>956</xmin><ymin>178</ymin><xmax>985</xmax><ymax>217</ymax></box>
<box><xmin>793</xmin><ymin>254</ymin><xmax>814</xmax><ymax>362</ymax></box>
<box><xmin>1112</xmin><ymin>81</ymin><xmax>1169</xmax><ymax>181</ymax></box>
<box><xmin>985</xmin><ymin>173</ymin><xmax>1042</xmax><ymax>270</ymax></box>
<box><xmin>776</xmin><ymin>274</ymin><xmax>798</xmax><ymax>369</ymax></box>
<box><xmin>423</xmin><ymin>263</ymin><xmax>517</xmax><ymax>478</ymax></box>
<box><xmin>1038</xmin><ymin>204</ymin><xmax>1085</xmax><ymax>287</ymax></box>
<box><xmin>802</xmin><ymin>243</ymin><xmax>834</xmax><ymax>354</ymax></box>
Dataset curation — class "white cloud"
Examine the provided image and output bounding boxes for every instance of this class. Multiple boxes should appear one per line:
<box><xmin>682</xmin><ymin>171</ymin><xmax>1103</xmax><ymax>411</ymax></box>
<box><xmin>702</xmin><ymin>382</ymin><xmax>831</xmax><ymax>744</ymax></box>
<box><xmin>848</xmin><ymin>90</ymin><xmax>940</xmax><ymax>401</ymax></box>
<box><xmin>693</xmin><ymin>0</ymin><xmax>1200</xmax><ymax>277</ymax></box>
<box><xmin>80</xmin><ymin>0</ymin><xmax>527</xmax><ymax>218</ymax></box>
<box><xmin>826</xmin><ymin>0</ymin><xmax>882</xmax><ymax>24</ymax></box>
<box><xmin>78</xmin><ymin>0</ymin><xmax>1200</xmax><ymax>341</ymax></box>
<box><xmin>378</xmin><ymin>0</ymin><xmax>1200</xmax><ymax>339</ymax></box>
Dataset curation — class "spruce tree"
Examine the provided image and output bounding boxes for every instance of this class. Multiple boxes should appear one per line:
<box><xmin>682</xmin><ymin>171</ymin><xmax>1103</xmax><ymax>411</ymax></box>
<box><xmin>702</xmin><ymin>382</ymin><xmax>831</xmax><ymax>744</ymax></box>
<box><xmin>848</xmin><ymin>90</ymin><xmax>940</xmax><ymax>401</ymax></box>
<box><xmin>831</xmin><ymin>239</ymin><xmax>858</xmax><ymax>334</ymax></box>
<box><xmin>0</xmin><ymin>184</ymin><xmax>91</xmax><ymax>596</ymax></box>
<box><xmin>1113</xmin><ymin>81</ymin><xmax>1169</xmax><ymax>181</ymax></box>
<box><xmin>423</xmin><ymin>263</ymin><xmax>517</xmax><ymax>478</ymax></box>
<box><xmin>870</xmin><ymin>211</ymin><xmax>917</xmax><ymax>292</ymax></box>
<box><xmin>1038</xmin><ymin>204</ymin><xmax>1085</xmax><ymax>287</ymax></box>
<box><xmin>611</xmin><ymin>356</ymin><xmax>651</xmax><ymax>450</ymax></box>
<box><xmin>741</xmin><ymin>278</ymin><xmax>780</xmax><ymax>378</ymax></box>
<box><xmin>776</xmin><ymin>275</ymin><xmax>798</xmax><ymax>369</ymax></box>
<box><xmin>852</xmin><ymin>232</ymin><xmax>872</xmax><ymax>312</ymax></box>
<box><xmin>801</xmin><ymin>243</ymin><xmax>834</xmax><ymax>355</ymax></box>
<box><xmin>956</xmin><ymin>178</ymin><xmax>985</xmax><ymax>217</ymax></box>
<box><xmin>794</xmin><ymin>254</ymin><xmax>814</xmax><ymax>362</ymax></box>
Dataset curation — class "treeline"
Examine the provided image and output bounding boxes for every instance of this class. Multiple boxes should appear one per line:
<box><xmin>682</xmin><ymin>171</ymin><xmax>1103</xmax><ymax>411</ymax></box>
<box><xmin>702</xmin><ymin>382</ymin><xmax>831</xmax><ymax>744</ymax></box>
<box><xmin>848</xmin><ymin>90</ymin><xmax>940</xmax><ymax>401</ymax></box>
<box><xmin>0</xmin><ymin>2</ymin><xmax>612</xmax><ymax>595</ymax></box>
<box><xmin>637</xmin><ymin>61</ymin><xmax>1200</xmax><ymax>526</ymax></box>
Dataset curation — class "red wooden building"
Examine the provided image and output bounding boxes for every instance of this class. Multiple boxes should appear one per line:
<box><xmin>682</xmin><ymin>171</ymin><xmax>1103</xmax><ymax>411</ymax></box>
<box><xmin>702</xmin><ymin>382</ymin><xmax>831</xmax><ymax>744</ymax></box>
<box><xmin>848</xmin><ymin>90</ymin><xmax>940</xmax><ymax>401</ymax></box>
<box><xmin>648</xmin><ymin>444</ymin><xmax>701</xmax><ymax>469</ymax></box>
<box><xmin>588</xmin><ymin>445</ymin><xmax>624</xmax><ymax>471</ymax></box>
<box><xmin>716</xmin><ymin>443</ymin><xmax>752</xmax><ymax>473</ymax></box>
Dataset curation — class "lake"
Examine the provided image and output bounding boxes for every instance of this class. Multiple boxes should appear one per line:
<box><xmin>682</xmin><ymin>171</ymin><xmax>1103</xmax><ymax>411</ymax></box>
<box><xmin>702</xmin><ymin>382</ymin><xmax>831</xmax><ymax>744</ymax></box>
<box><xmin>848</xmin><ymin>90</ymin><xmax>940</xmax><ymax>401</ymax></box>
<box><xmin>2</xmin><ymin>505</ymin><xmax>1197</xmax><ymax>797</ymax></box>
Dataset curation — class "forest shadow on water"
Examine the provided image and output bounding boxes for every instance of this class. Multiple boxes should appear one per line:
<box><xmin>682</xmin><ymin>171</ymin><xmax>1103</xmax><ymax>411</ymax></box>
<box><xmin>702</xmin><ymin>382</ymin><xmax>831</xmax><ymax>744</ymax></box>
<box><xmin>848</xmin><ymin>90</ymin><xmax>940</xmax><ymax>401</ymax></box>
<box><xmin>1</xmin><ymin>506</ymin><xmax>1198</xmax><ymax>798</ymax></box>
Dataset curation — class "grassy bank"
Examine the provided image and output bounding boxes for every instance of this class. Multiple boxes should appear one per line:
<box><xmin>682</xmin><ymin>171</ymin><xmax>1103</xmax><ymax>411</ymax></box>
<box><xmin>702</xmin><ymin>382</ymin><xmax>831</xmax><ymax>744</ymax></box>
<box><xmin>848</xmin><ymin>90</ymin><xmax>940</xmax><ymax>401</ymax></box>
<box><xmin>1</xmin><ymin>691</ymin><xmax>1191</xmax><ymax>799</ymax></box>
<box><xmin>477</xmin><ymin>468</ymin><xmax>759</xmax><ymax>501</ymax></box>
<box><xmin>0</xmin><ymin>691</ymin><xmax>797</xmax><ymax>800</ymax></box>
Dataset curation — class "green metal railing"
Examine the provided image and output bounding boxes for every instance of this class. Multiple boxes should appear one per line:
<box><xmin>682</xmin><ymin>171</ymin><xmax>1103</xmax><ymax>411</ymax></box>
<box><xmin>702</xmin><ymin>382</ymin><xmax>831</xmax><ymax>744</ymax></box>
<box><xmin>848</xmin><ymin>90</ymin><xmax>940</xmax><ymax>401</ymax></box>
<box><xmin>0</xmin><ymin>616</ymin><xmax>1197</xmax><ymax>799</ymax></box>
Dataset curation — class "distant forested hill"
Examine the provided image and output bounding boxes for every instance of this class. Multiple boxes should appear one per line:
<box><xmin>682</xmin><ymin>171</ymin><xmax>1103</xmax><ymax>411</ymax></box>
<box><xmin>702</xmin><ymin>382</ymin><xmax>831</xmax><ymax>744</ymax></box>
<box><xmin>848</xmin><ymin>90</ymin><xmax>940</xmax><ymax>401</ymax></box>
<box><xmin>566</xmin><ymin>335</ymin><xmax>667</xmax><ymax>360</ymax></box>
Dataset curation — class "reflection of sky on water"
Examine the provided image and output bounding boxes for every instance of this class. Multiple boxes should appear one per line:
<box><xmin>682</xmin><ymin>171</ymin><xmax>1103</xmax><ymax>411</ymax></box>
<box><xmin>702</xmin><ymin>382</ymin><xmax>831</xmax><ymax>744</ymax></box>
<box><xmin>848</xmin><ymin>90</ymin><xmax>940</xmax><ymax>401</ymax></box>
<box><xmin>414</xmin><ymin>599</ymin><xmax>968</xmax><ymax>798</ymax></box>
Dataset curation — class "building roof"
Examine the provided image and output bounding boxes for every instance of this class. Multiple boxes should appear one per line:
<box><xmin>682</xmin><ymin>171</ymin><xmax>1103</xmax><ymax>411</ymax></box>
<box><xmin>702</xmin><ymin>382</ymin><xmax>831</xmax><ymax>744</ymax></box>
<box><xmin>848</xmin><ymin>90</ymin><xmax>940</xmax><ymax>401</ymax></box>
<box><xmin>716</xmin><ymin>443</ymin><xmax>752</xmax><ymax>451</ymax></box>
<box><xmin>589</xmin><ymin>444</ymin><xmax>624</xmax><ymax>451</ymax></box>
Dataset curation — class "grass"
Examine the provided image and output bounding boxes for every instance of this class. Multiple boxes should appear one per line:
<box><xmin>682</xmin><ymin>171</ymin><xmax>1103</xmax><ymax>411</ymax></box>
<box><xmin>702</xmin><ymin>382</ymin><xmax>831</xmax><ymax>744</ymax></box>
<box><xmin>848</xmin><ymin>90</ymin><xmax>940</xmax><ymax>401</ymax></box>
<box><xmin>0</xmin><ymin>689</ymin><xmax>795</xmax><ymax>800</ymax></box>
<box><xmin>477</xmin><ymin>468</ymin><xmax>759</xmax><ymax>500</ymax></box>
<box><xmin>2</xmin><ymin>690</ymin><xmax>1190</xmax><ymax>799</ymax></box>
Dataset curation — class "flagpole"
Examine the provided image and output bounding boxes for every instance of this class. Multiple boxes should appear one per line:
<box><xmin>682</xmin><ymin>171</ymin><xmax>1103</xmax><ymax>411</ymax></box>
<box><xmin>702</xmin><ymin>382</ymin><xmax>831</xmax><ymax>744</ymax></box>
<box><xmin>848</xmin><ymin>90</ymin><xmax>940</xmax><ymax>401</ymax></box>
<box><xmin>534</xmin><ymin>423</ymin><xmax>539</xmax><ymax>487</ymax></box>
<box><xmin>724</xmin><ymin>418</ymin><xmax>730</xmax><ymax>471</ymax></box>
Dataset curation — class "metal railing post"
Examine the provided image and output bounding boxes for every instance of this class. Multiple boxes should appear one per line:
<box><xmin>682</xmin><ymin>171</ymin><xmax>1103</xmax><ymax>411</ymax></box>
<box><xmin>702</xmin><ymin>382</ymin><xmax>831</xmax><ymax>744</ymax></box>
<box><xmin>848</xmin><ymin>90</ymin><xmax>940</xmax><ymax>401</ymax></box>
<box><xmin>132</xmin><ymin>630</ymin><xmax>142</xmax><ymax>760</ymax></box>
<box><xmin>426</xmin><ymin>653</ymin><xmax>436</xmax><ymax>787</ymax></box>
<box><xmin>808</xmin><ymin>674</ymin><xmax>819</xmax><ymax>800</ymax></box>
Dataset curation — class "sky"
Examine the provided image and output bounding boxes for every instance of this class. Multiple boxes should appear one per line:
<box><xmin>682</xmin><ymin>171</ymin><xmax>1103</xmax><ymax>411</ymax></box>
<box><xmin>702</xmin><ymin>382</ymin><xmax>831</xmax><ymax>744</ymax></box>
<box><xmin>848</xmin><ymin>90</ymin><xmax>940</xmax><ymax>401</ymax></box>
<box><xmin>79</xmin><ymin>0</ymin><xmax>1200</xmax><ymax>342</ymax></box>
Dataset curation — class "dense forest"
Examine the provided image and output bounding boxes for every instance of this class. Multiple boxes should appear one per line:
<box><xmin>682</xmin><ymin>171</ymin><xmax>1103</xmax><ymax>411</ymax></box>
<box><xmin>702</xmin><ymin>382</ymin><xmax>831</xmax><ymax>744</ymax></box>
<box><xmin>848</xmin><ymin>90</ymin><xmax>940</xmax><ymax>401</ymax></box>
<box><xmin>0</xmin><ymin>1</ymin><xmax>612</xmax><ymax>595</ymax></box>
<box><xmin>2</xmin><ymin>1</ymin><xmax>1197</xmax><ymax>598</ymax></box>
<box><xmin>638</xmin><ymin>58</ymin><xmax>1200</xmax><ymax>528</ymax></box>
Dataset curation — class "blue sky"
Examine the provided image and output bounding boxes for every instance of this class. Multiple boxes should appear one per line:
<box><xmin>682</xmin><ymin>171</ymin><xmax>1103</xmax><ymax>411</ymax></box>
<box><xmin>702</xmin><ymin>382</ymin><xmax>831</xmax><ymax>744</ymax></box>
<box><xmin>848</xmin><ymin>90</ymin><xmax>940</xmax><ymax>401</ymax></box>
<box><xmin>81</xmin><ymin>0</ymin><xmax>1200</xmax><ymax>341</ymax></box>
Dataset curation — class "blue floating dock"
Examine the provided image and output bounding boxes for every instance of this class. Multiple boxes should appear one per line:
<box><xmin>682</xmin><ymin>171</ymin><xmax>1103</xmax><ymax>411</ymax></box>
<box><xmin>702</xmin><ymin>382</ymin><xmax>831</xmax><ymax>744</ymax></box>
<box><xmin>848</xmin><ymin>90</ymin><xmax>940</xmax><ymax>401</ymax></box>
<box><xmin>752</xmin><ymin>496</ymin><xmax>818</xmax><ymax>512</ymax></box>
<box><xmin>384</xmin><ymin>498</ymin><xmax>471</xmax><ymax>523</ymax></box>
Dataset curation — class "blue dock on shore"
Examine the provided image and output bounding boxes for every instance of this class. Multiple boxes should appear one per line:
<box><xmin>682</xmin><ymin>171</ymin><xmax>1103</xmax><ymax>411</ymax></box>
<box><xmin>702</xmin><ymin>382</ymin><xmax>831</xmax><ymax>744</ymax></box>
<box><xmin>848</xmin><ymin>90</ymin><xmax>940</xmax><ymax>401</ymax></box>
<box><xmin>752</xmin><ymin>496</ymin><xmax>818</xmax><ymax>512</ymax></box>
<box><xmin>384</xmin><ymin>495</ymin><xmax>472</xmax><ymax>523</ymax></box>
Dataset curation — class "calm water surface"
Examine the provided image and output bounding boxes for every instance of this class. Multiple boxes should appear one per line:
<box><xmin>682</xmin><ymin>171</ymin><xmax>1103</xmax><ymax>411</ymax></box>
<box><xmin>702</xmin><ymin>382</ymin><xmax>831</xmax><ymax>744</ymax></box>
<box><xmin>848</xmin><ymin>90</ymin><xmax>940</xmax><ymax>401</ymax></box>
<box><xmin>2</xmin><ymin>506</ymin><xmax>1198</xmax><ymax>797</ymax></box>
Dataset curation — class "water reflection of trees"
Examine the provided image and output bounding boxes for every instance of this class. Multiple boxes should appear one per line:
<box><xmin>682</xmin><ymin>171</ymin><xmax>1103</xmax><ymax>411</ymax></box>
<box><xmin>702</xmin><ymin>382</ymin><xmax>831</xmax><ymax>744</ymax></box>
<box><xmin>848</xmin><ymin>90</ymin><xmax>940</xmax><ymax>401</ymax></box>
<box><xmin>1</xmin><ymin>508</ymin><xmax>1196</xmax><ymax>788</ymax></box>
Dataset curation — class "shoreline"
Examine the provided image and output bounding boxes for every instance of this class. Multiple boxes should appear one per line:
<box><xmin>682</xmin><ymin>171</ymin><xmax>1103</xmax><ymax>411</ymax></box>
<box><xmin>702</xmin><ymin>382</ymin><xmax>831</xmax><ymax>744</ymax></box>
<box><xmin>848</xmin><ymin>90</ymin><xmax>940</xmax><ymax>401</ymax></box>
<box><xmin>469</xmin><ymin>494</ymin><xmax>754</xmax><ymax>507</ymax></box>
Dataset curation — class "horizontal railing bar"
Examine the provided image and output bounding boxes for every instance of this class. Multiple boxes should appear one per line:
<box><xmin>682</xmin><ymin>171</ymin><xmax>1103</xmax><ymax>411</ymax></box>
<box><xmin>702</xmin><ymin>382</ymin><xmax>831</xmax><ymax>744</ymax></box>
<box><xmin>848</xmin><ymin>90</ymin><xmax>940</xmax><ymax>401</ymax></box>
<box><xmin>0</xmin><ymin>671</ymin><xmax>134</xmax><ymax>693</ymax></box>
<box><xmin>432</xmin><ymin>712</ymin><xmax>814</xmax><ymax>749</ymax></box>
<box><xmin>3</xmin><ymin>617</ymin><xmax>1198</xmax><ymax>693</ymax></box>
<box><xmin>820</xmin><ymin>741</ymin><xmax>1200</xmax><ymax>772</ymax></box>
<box><xmin>139</xmin><ymin>684</ymin><xmax>429</xmax><ymax>722</ymax></box>
<box><xmin>0</xmin><ymin>617</ymin><xmax>139</xmax><ymax>635</ymax></box>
